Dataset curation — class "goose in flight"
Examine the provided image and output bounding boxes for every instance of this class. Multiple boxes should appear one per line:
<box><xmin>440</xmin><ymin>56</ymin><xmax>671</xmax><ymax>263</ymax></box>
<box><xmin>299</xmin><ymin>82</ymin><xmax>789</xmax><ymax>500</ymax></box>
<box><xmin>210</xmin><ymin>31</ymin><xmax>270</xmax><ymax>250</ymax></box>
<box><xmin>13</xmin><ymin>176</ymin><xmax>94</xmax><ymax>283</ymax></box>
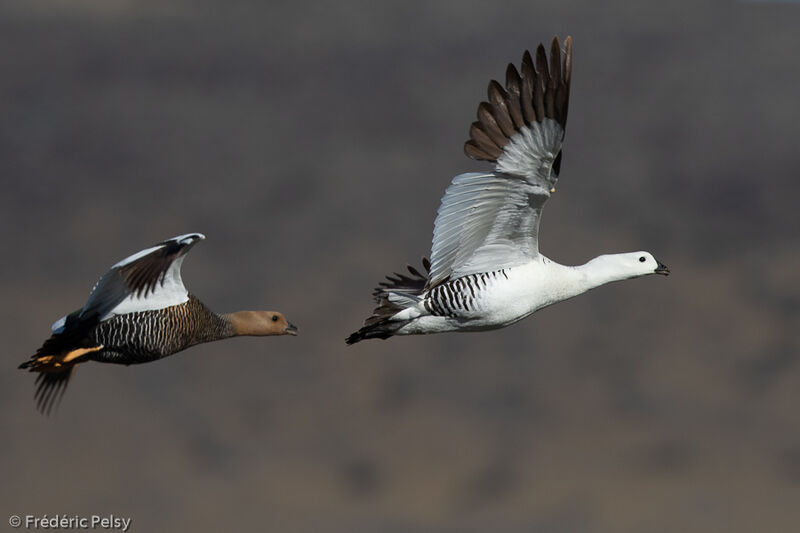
<box><xmin>19</xmin><ymin>233</ymin><xmax>297</xmax><ymax>414</ymax></box>
<box><xmin>347</xmin><ymin>36</ymin><xmax>668</xmax><ymax>344</ymax></box>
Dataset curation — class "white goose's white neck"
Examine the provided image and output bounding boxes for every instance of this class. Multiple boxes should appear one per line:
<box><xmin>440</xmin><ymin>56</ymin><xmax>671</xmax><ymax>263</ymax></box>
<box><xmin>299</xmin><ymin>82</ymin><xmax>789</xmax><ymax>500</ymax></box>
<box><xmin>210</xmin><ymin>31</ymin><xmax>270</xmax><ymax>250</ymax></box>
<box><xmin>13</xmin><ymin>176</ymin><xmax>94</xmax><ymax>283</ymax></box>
<box><xmin>575</xmin><ymin>255</ymin><xmax>643</xmax><ymax>291</ymax></box>
<box><xmin>515</xmin><ymin>255</ymin><xmax>641</xmax><ymax>313</ymax></box>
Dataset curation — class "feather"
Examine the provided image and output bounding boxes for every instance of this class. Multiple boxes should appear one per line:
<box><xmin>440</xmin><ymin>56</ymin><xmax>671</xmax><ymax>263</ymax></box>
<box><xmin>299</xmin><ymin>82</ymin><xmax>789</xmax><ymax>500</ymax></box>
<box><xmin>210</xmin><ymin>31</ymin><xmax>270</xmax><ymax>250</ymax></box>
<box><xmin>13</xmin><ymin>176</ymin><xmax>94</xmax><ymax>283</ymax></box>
<box><xmin>468</xmin><ymin>123</ymin><xmax>503</xmax><ymax>159</ymax></box>
<box><xmin>504</xmin><ymin>63</ymin><xmax>525</xmax><ymax>128</ymax></box>
<box><xmin>520</xmin><ymin>50</ymin><xmax>537</xmax><ymax>124</ymax></box>
<box><xmin>487</xmin><ymin>81</ymin><xmax>516</xmax><ymax>137</ymax></box>
<box><xmin>476</xmin><ymin>102</ymin><xmax>509</xmax><ymax>148</ymax></box>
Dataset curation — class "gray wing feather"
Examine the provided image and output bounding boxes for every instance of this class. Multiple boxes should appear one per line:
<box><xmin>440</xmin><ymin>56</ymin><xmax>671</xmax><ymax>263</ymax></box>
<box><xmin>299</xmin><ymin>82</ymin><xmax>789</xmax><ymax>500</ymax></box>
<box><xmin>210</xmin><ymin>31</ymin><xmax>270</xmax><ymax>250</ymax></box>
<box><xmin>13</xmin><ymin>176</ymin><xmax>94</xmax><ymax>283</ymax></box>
<box><xmin>495</xmin><ymin>118</ymin><xmax>564</xmax><ymax>181</ymax></box>
<box><xmin>428</xmin><ymin>118</ymin><xmax>564</xmax><ymax>288</ymax></box>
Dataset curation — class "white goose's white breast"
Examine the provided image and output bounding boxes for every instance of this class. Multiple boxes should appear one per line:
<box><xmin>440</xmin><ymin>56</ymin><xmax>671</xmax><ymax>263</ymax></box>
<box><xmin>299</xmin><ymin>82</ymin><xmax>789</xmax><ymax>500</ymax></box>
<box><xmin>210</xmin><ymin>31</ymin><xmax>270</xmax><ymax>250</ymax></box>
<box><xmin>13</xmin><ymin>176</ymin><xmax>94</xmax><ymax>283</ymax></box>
<box><xmin>475</xmin><ymin>259</ymin><xmax>583</xmax><ymax>325</ymax></box>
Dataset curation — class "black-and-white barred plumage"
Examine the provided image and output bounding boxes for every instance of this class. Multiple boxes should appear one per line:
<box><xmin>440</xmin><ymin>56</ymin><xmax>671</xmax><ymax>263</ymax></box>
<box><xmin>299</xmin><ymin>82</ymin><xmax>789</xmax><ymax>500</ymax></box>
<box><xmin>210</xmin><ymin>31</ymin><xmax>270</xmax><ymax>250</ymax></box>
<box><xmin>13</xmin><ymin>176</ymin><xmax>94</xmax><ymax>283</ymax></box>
<box><xmin>89</xmin><ymin>296</ymin><xmax>233</xmax><ymax>364</ymax></box>
<box><xmin>346</xmin><ymin>261</ymin><xmax>511</xmax><ymax>343</ymax></box>
<box><xmin>424</xmin><ymin>270</ymin><xmax>508</xmax><ymax>317</ymax></box>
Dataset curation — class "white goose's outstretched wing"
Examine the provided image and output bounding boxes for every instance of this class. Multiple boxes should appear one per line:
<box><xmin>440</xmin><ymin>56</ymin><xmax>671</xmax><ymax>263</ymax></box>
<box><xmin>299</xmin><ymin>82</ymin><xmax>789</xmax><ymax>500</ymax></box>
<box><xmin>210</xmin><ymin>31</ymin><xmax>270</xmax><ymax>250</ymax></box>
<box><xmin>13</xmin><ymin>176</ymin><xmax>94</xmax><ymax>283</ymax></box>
<box><xmin>74</xmin><ymin>233</ymin><xmax>205</xmax><ymax>323</ymax></box>
<box><xmin>427</xmin><ymin>37</ymin><xmax>572</xmax><ymax>289</ymax></box>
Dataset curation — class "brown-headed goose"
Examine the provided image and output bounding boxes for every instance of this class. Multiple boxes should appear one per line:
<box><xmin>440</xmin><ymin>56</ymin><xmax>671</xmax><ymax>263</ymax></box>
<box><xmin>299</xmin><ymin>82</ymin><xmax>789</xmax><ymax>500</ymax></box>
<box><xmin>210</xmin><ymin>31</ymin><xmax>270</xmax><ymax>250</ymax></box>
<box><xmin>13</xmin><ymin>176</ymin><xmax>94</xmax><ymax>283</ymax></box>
<box><xmin>20</xmin><ymin>233</ymin><xmax>297</xmax><ymax>414</ymax></box>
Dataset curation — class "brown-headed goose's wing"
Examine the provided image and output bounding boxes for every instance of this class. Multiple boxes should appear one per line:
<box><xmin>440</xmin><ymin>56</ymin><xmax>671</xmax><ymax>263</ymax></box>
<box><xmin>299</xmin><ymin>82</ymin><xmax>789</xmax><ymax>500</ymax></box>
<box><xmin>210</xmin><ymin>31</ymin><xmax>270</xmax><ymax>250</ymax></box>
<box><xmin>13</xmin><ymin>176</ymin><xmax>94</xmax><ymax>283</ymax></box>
<box><xmin>70</xmin><ymin>233</ymin><xmax>205</xmax><ymax>324</ymax></box>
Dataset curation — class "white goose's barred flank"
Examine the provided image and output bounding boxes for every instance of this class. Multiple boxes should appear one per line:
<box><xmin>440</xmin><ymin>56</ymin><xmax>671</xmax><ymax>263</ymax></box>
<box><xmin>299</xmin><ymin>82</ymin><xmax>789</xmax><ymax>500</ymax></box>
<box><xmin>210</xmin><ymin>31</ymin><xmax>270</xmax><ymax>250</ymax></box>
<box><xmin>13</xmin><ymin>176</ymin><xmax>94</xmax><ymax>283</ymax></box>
<box><xmin>347</xmin><ymin>36</ymin><xmax>669</xmax><ymax>344</ymax></box>
<box><xmin>20</xmin><ymin>233</ymin><xmax>297</xmax><ymax>415</ymax></box>
<box><xmin>424</xmin><ymin>270</ymin><xmax>508</xmax><ymax>317</ymax></box>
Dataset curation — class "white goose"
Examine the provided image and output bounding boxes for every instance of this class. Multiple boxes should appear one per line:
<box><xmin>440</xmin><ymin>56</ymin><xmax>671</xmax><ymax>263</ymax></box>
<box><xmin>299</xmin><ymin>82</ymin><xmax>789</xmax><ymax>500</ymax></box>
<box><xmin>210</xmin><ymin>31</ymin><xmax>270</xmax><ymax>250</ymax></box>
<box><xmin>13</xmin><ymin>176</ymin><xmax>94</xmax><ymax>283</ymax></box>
<box><xmin>347</xmin><ymin>36</ymin><xmax>669</xmax><ymax>344</ymax></box>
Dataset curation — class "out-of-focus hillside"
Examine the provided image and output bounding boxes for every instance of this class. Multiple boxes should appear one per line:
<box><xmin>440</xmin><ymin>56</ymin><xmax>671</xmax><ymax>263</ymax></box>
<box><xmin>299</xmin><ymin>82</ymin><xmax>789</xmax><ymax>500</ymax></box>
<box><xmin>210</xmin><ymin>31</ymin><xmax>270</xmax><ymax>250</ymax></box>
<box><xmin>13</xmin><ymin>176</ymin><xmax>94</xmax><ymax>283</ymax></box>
<box><xmin>1</xmin><ymin>1</ymin><xmax>799</xmax><ymax>532</ymax></box>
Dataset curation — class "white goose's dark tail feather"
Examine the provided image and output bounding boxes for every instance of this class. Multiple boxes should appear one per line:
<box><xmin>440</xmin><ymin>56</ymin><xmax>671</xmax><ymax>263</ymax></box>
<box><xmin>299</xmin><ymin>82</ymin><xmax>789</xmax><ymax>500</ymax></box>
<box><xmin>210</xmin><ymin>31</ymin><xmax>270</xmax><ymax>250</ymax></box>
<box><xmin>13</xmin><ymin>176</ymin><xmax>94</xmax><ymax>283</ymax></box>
<box><xmin>346</xmin><ymin>259</ymin><xmax>430</xmax><ymax>345</ymax></box>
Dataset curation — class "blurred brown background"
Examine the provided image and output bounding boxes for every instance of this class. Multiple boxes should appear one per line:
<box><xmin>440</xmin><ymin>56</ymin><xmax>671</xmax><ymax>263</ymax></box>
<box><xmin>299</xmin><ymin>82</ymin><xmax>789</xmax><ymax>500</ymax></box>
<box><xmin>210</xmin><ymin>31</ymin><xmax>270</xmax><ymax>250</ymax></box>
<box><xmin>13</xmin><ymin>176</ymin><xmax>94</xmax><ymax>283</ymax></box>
<box><xmin>2</xmin><ymin>1</ymin><xmax>799</xmax><ymax>532</ymax></box>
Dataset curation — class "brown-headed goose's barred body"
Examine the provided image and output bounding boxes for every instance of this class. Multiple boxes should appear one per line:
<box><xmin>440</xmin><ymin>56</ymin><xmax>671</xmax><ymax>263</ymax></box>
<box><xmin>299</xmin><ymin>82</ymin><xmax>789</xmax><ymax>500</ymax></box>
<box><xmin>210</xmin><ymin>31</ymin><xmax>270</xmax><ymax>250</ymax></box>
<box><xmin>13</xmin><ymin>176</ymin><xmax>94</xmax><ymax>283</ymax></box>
<box><xmin>88</xmin><ymin>295</ymin><xmax>233</xmax><ymax>364</ymax></box>
<box><xmin>20</xmin><ymin>233</ymin><xmax>297</xmax><ymax>415</ymax></box>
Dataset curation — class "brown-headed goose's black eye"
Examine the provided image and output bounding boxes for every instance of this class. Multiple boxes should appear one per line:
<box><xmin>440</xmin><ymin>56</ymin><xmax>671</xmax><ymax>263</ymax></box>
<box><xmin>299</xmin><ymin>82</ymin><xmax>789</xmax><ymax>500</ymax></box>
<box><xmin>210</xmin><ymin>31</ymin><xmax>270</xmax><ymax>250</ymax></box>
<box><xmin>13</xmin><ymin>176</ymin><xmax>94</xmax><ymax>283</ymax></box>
<box><xmin>639</xmin><ymin>256</ymin><xmax>646</xmax><ymax>262</ymax></box>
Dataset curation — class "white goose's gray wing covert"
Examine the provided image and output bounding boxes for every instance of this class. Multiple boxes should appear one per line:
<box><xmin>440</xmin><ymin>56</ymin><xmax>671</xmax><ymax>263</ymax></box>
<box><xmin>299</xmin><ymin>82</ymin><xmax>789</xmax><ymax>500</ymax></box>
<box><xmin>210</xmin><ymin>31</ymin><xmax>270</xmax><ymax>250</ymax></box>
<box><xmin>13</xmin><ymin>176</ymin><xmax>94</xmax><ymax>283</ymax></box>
<box><xmin>427</xmin><ymin>37</ymin><xmax>572</xmax><ymax>289</ymax></box>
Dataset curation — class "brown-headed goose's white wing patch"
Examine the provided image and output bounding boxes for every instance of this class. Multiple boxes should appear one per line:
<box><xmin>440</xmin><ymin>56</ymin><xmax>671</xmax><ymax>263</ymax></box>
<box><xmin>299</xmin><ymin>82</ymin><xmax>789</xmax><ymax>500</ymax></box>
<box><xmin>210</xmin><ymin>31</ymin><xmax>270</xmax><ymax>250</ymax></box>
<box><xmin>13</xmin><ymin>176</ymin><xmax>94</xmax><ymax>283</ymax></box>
<box><xmin>78</xmin><ymin>233</ymin><xmax>205</xmax><ymax>321</ymax></box>
<box><xmin>427</xmin><ymin>37</ymin><xmax>572</xmax><ymax>289</ymax></box>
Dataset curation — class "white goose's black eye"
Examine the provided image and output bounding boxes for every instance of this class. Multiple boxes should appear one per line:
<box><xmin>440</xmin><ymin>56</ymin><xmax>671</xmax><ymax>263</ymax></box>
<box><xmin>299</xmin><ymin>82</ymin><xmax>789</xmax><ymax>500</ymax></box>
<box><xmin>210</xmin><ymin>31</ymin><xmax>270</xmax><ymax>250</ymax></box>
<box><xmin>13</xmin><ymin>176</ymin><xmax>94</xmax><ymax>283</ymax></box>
<box><xmin>272</xmin><ymin>315</ymin><xmax>279</xmax><ymax>322</ymax></box>
<box><xmin>639</xmin><ymin>256</ymin><xmax>646</xmax><ymax>262</ymax></box>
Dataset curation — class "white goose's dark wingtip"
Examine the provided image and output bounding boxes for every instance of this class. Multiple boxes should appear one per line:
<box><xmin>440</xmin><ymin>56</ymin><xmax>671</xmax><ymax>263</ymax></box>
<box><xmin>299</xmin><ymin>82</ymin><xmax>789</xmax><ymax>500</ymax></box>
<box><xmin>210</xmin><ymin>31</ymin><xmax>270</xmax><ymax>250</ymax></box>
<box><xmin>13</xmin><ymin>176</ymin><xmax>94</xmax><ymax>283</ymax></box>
<box><xmin>464</xmin><ymin>34</ymin><xmax>573</xmax><ymax>167</ymax></box>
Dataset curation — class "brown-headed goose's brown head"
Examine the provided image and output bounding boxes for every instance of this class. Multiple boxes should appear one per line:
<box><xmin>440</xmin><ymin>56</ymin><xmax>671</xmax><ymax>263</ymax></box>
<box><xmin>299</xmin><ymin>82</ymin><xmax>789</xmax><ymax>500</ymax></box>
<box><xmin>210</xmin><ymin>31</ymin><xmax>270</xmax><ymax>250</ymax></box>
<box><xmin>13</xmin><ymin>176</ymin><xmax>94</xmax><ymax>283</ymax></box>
<box><xmin>224</xmin><ymin>311</ymin><xmax>298</xmax><ymax>336</ymax></box>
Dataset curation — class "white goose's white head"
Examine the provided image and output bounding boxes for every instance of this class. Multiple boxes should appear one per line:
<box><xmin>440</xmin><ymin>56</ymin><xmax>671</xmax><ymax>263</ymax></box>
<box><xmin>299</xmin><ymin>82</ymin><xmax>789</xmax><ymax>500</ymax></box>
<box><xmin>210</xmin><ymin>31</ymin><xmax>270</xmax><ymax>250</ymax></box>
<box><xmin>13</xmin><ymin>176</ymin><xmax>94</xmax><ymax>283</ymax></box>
<box><xmin>585</xmin><ymin>252</ymin><xmax>669</xmax><ymax>285</ymax></box>
<box><xmin>619</xmin><ymin>251</ymin><xmax>669</xmax><ymax>277</ymax></box>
